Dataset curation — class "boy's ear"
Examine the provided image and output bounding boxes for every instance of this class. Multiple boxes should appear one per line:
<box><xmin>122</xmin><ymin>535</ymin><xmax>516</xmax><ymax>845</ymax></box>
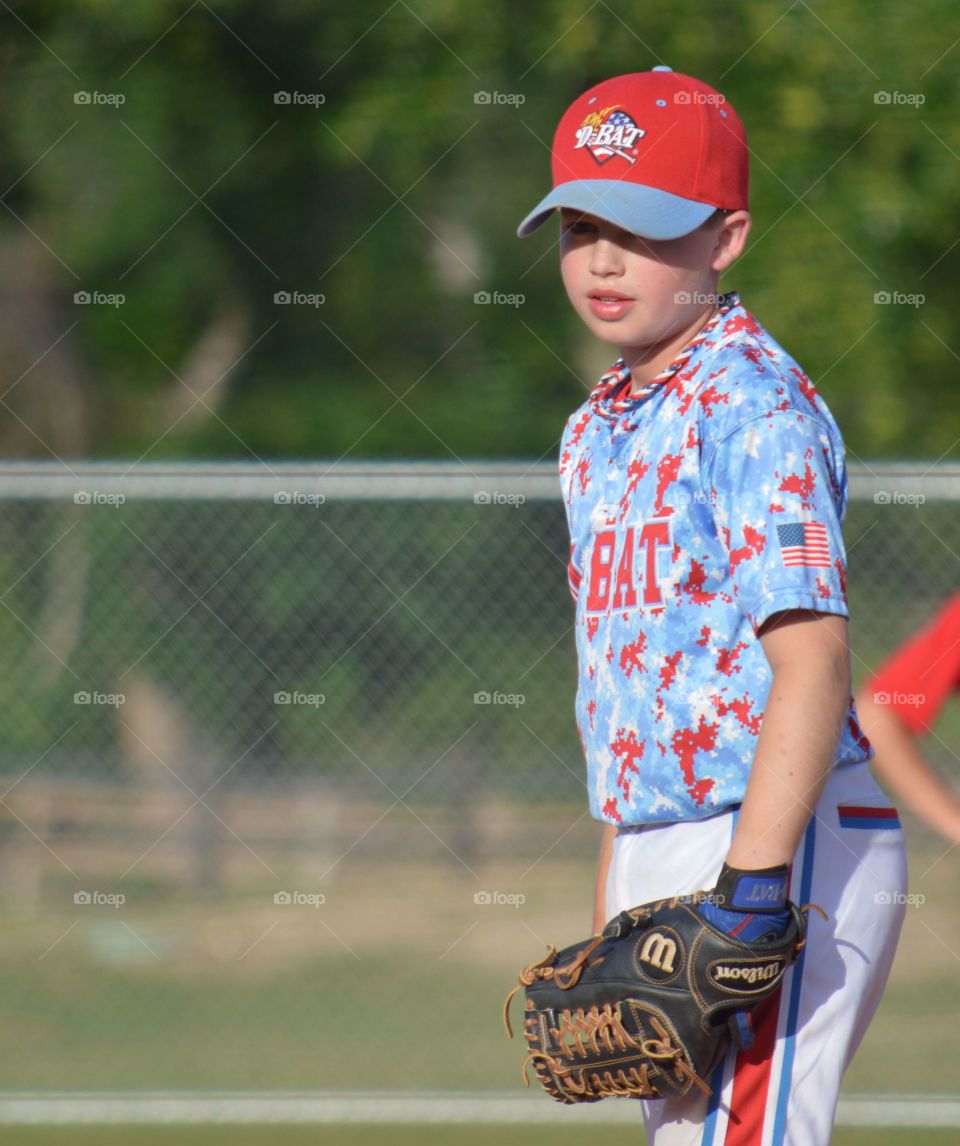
<box><xmin>711</xmin><ymin>211</ymin><xmax>751</xmax><ymax>273</ymax></box>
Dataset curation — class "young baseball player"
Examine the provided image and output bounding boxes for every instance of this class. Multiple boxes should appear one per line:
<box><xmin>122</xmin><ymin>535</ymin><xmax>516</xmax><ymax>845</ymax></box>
<box><xmin>518</xmin><ymin>68</ymin><xmax>908</xmax><ymax>1145</ymax></box>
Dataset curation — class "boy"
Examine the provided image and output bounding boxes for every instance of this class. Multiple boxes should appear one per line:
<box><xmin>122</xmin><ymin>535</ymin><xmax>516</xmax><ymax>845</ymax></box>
<box><xmin>517</xmin><ymin>68</ymin><xmax>907</xmax><ymax>1145</ymax></box>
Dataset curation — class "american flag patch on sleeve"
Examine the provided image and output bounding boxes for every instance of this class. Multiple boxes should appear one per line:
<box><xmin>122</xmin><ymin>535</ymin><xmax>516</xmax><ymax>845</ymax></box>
<box><xmin>776</xmin><ymin>521</ymin><xmax>831</xmax><ymax>568</ymax></box>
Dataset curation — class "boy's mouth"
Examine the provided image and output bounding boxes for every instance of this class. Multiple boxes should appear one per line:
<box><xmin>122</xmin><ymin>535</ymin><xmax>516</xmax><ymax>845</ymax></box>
<box><xmin>587</xmin><ymin>289</ymin><xmax>634</xmax><ymax>320</ymax></box>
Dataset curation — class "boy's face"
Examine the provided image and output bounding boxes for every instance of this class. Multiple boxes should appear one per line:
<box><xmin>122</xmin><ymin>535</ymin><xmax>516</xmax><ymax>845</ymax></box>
<box><xmin>558</xmin><ymin>208</ymin><xmax>749</xmax><ymax>357</ymax></box>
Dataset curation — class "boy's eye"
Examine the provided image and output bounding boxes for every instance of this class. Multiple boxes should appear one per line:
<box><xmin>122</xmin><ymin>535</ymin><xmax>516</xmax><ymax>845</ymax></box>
<box><xmin>563</xmin><ymin>218</ymin><xmax>596</xmax><ymax>235</ymax></box>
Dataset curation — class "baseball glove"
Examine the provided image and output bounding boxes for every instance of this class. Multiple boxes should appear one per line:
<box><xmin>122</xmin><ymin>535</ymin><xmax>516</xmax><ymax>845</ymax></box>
<box><xmin>503</xmin><ymin>864</ymin><xmax>818</xmax><ymax>1104</ymax></box>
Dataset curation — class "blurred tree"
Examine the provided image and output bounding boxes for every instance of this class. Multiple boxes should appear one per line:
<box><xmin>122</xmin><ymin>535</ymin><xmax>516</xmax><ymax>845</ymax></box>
<box><xmin>0</xmin><ymin>0</ymin><xmax>956</xmax><ymax>462</ymax></box>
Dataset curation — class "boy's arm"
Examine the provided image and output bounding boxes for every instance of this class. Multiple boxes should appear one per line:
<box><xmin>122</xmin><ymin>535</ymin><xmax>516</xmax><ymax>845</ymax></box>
<box><xmin>856</xmin><ymin>690</ymin><xmax>960</xmax><ymax>845</ymax></box>
<box><xmin>593</xmin><ymin>823</ymin><xmax>617</xmax><ymax>932</ymax></box>
<box><xmin>725</xmin><ymin>609</ymin><xmax>851</xmax><ymax>871</ymax></box>
<box><xmin>592</xmin><ymin>610</ymin><xmax>849</xmax><ymax>925</ymax></box>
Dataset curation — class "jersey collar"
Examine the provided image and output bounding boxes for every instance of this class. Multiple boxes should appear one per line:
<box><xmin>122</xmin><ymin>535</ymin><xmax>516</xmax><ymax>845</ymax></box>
<box><xmin>588</xmin><ymin>290</ymin><xmax>740</xmax><ymax>423</ymax></box>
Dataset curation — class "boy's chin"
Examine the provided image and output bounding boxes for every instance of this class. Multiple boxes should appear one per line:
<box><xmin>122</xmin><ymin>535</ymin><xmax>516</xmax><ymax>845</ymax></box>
<box><xmin>585</xmin><ymin>319</ymin><xmax>658</xmax><ymax>353</ymax></box>
<box><xmin>581</xmin><ymin>315</ymin><xmax>639</xmax><ymax>344</ymax></box>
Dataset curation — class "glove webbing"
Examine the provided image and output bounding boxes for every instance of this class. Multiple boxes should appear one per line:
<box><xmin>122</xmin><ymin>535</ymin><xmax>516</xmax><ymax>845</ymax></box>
<box><xmin>521</xmin><ymin>1003</ymin><xmax>712</xmax><ymax>1101</ymax></box>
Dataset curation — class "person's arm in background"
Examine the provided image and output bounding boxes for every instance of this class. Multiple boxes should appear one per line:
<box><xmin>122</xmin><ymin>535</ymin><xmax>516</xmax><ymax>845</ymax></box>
<box><xmin>854</xmin><ymin>593</ymin><xmax>960</xmax><ymax>846</ymax></box>
<box><xmin>593</xmin><ymin>823</ymin><xmax>617</xmax><ymax>933</ymax></box>
<box><xmin>855</xmin><ymin>691</ymin><xmax>960</xmax><ymax>844</ymax></box>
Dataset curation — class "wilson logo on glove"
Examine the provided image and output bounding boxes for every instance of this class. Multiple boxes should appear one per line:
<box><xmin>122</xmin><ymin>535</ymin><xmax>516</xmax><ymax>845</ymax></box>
<box><xmin>708</xmin><ymin>958</ymin><xmax>787</xmax><ymax>991</ymax></box>
<box><xmin>636</xmin><ymin>929</ymin><xmax>684</xmax><ymax>980</ymax></box>
<box><xmin>504</xmin><ymin>887</ymin><xmax>822</xmax><ymax>1105</ymax></box>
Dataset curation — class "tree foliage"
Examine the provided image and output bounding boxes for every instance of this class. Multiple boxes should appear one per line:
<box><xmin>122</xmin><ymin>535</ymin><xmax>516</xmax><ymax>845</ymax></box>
<box><xmin>1</xmin><ymin>0</ymin><xmax>957</xmax><ymax>461</ymax></box>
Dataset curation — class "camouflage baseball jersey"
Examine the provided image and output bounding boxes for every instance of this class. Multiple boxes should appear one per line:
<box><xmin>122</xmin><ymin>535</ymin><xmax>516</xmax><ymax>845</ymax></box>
<box><xmin>560</xmin><ymin>291</ymin><xmax>872</xmax><ymax>827</ymax></box>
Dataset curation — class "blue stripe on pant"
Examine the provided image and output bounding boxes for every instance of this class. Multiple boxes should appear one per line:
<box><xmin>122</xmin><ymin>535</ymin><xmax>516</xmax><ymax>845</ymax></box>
<box><xmin>770</xmin><ymin>815</ymin><xmax>817</xmax><ymax>1143</ymax></box>
<box><xmin>698</xmin><ymin>811</ymin><xmax>816</xmax><ymax>1146</ymax></box>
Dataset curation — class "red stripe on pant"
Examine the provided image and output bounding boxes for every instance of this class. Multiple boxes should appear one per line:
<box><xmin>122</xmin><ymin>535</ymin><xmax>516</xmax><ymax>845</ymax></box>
<box><xmin>722</xmin><ymin>985</ymin><xmax>784</xmax><ymax>1145</ymax></box>
<box><xmin>837</xmin><ymin>805</ymin><xmax>898</xmax><ymax>819</ymax></box>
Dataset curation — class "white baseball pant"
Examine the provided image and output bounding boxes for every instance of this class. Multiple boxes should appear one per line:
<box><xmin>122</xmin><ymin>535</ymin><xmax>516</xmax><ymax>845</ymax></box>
<box><xmin>604</xmin><ymin>759</ymin><xmax>907</xmax><ymax>1146</ymax></box>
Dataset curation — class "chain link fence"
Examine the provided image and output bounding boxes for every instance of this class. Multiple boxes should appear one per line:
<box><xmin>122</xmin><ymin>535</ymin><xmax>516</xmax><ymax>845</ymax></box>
<box><xmin>0</xmin><ymin>461</ymin><xmax>957</xmax><ymax>1092</ymax></box>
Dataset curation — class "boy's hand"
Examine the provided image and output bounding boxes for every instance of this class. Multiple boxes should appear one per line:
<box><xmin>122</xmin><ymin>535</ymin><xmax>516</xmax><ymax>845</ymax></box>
<box><xmin>506</xmin><ymin>875</ymin><xmax>810</xmax><ymax>1102</ymax></box>
<box><xmin>698</xmin><ymin>862</ymin><xmax>793</xmax><ymax>943</ymax></box>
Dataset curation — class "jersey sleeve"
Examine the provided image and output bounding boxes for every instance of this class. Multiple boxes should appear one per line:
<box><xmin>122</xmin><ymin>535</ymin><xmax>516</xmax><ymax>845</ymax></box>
<box><xmin>703</xmin><ymin>410</ymin><xmax>849</xmax><ymax>633</ymax></box>
<box><xmin>559</xmin><ymin>408</ymin><xmax>589</xmax><ymax>604</ymax></box>
<box><xmin>865</xmin><ymin>593</ymin><xmax>960</xmax><ymax>732</ymax></box>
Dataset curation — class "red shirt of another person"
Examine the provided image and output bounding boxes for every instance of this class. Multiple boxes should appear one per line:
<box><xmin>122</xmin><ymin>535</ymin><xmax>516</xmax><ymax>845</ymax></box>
<box><xmin>867</xmin><ymin>591</ymin><xmax>960</xmax><ymax>733</ymax></box>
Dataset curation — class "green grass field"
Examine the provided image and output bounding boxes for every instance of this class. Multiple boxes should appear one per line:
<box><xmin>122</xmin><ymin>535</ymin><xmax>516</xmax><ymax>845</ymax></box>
<box><xmin>2</xmin><ymin>827</ymin><xmax>958</xmax><ymax>1093</ymax></box>
<box><xmin>0</xmin><ymin>819</ymin><xmax>956</xmax><ymax>1146</ymax></box>
<box><xmin>0</xmin><ymin>1128</ymin><xmax>956</xmax><ymax>1146</ymax></box>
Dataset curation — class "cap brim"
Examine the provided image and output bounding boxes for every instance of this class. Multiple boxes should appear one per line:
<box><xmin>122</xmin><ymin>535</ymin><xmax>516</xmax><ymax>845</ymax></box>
<box><xmin>517</xmin><ymin>180</ymin><xmax>717</xmax><ymax>240</ymax></box>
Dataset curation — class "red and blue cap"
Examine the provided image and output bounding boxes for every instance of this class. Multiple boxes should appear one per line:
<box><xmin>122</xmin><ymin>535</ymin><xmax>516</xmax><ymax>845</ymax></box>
<box><xmin>517</xmin><ymin>67</ymin><xmax>749</xmax><ymax>240</ymax></box>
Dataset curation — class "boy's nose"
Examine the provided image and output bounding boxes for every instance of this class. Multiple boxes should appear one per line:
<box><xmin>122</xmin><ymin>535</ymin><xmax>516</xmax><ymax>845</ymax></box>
<box><xmin>589</xmin><ymin>238</ymin><xmax>624</xmax><ymax>276</ymax></box>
